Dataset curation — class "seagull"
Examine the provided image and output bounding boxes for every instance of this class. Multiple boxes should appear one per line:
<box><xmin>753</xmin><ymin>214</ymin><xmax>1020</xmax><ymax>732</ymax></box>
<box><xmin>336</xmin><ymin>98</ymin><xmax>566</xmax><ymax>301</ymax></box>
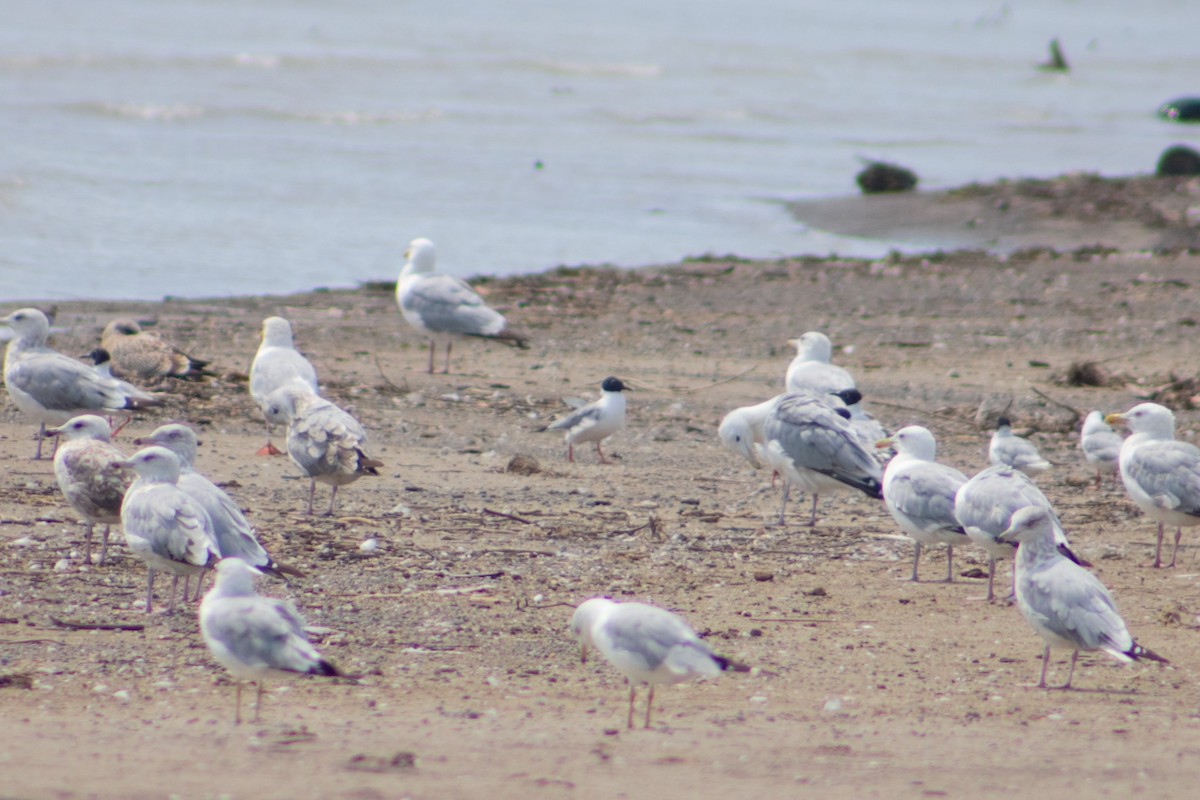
<box><xmin>988</xmin><ymin>417</ymin><xmax>1051</xmax><ymax>477</ymax></box>
<box><xmin>262</xmin><ymin>385</ymin><xmax>382</xmax><ymax>515</ymax></box>
<box><xmin>570</xmin><ymin>597</ymin><xmax>745</xmax><ymax>729</ymax></box>
<box><xmin>876</xmin><ymin>426</ymin><xmax>970</xmax><ymax>583</ymax></box>
<box><xmin>954</xmin><ymin>464</ymin><xmax>1088</xmax><ymax>602</ymax></box>
<box><xmin>1081</xmin><ymin>410</ymin><xmax>1124</xmax><ymax>488</ymax></box>
<box><xmin>80</xmin><ymin>348</ymin><xmax>165</xmax><ymax>432</ymax></box>
<box><xmin>998</xmin><ymin>505</ymin><xmax>1168</xmax><ymax>689</ymax></box>
<box><xmin>2</xmin><ymin>308</ymin><xmax>163</xmax><ymax>459</ymax></box>
<box><xmin>784</xmin><ymin>331</ymin><xmax>855</xmax><ymax>396</ymax></box>
<box><xmin>831</xmin><ymin>388</ymin><xmax>889</xmax><ymax>460</ymax></box>
<box><xmin>395</xmin><ymin>237</ymin><xmax>528</xmax><ymax>374</ymax></box>
<box><xmin>718</xmin><ymin>396</ymin><xmax>778</xmax><ymax>470</ymax></box>
<box><xmin>199</xmin><ymin>558</ymin><xmax>344</xmax><ymax>724</ymax></box>
<box><xmin>538</xmin><ymin>376</ymin><xmax>628</xmax><ymax>463</ymax></box>
<box><xmin>46</xmin><ymin>415</ymin><xmax>130</xmax><ymax>566</ymax></box>
<box><xmin>1106</xmin><ymin>402</ymin><xmax>1200</xmax><ymax>568</ymax></box>
<box><xmin>99</xmin><ymin>317</ymin><xmax>212</xmax><ymax>382</ymax></box>
<box><xmin>249</xmin><ymin>316</ymin><xmax>320</xmax><ymax>456</ymax></box>
<box><xmin>761</xmin><ymin>392</ymin><xmax>883</xmax><ymax>526</ymax></box>
<box><xmin>134</xmin><ymin>424</ymin><xmax>303</xmax><ymax>580</ymax></box>
<box><xmin>119</xmin><ymin>446</ymin><xmax>219</xmax><ymax>613</ymax></box>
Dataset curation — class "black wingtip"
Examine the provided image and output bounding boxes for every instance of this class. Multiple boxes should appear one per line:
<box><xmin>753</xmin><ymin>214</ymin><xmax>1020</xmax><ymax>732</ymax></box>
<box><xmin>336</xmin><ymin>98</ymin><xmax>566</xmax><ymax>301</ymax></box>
<box><xmin>1130</xmin><ymin>642</ymin><xmax>1169</xmax><ymax>665</ymax></box>
<box><xmin>713</xmin><ymin>654</ymin><xmax>751</xmax><ymax>673</ymax></box>
<box><xmin>1058</xmin><ymin>542</ymin><xmax>1092</xmax><ymax>568</ymax></box>
<box><xmin>311</xmin><ymin>659</ymin><xmax>347</xmax><ymax>678</ymax></box>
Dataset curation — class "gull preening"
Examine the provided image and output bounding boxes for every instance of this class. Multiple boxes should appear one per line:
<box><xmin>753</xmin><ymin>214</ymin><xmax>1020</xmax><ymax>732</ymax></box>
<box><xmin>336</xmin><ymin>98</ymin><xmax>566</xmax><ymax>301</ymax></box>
<box><xmin>784</xmin><ymin>331</ymin><xmax>855</xmax><ymax>396</ymax></box>
<box><xmin>1080</xmin><ymin>410</ymin><xmax>1123</xmax><ymax>488</ymax></box>
<box><xmin>200</xmin><ymin>558</ymin><xmax>344</xmax><ymax>724</ymax></box>
<box><xmin>988</xmin><ymin>417</ymin><xmax>1051</xmax><ymax>477</ymax></box>
<box><xmin>538</xmin><ymin>376</ymin><xmax>628</xmax><ymax>463</ymax></box>
<box><xmin>999</xmin><ymin>506</ymin><xmax>1167</xmax><ymax>689</ymax></box>
<box><xmin>47</xmin><ymin>415</ymin><xmax>131</xmax><ymax>566</ymax></box>
<box><xmin>262</xmin><ymin>385</ymin><xmax>382</xmax><ymax>515</ymax></box>
<box><xmin>570</xmin><ymin>597</ymin><xmax>745</xmax><ymax>729</ymax></box>
<box><xmin>120</xmin><ymin>446</ymin><xmax>219</xmax><ymax>613</ymax></box>
<box><xmin>877</xmin><ymin>425</ymin><xmax>969</xmax><ymax>583</ymax></box>
<box><xmin>2</xmin><ymin>308</ymin><xmax>163</xmax><ymax>458</ymax></box>
<box><xmin>1107</xmin><ymin>402</ymin><xmax>1200</xmax><ymax>568</ymax></box>
<box><xmin>249</xmin><ymin>316</ymin><xmax>320</xmax><ymax>456</ymax></box>
<box><xmin>395</xmin><ymin>237</ymin><xmax>527</xmax><ymax>374</ymax></box>
<box><xmin>100</xmin><ymin>317</ymin><xmax>212</xmax><ymax>382</ymax></box>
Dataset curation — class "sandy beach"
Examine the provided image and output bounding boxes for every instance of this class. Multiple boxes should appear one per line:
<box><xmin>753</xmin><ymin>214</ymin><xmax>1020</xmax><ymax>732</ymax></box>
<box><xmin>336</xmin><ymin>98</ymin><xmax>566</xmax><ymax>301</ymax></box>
<box><xmin>5</xmin><ymin>175</ymin><xmax>1200</xmax><ymax>799</ymax></box>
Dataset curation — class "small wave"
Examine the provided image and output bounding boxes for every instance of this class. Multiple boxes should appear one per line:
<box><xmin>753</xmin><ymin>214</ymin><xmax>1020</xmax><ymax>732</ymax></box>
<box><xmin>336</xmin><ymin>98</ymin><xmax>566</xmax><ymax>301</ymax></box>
<box><xmin>79</xmin><ymin>102</ymin><xmax>209</xmax><ymax>121</ymax></box>
<box><xmin>280</xmin><ymin>108</ymin><xmax>443</xmax><ymax>126</ymax></box>
<box><xmin>516</xmin><ymin>58</ymin><xmax>662</xmax><ymax>78</ymax></box>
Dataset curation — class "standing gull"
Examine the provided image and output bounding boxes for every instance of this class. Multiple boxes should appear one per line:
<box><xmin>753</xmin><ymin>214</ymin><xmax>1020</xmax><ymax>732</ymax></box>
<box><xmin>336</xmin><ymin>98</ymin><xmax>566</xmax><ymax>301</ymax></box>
<box><xmin>120</xmin><ymin>446</ymin><xmax>219</xmax><ymax>613</ymax></box>
<box><xmin>395</xmin><ymin>237</ymin><xmax>527</xmax><ymax>374</ymax></box>
<box><xmin>1107</xmin><ymin>402</ymin><xmax>1200</xmax><ymax>568</ymax></box>
<box><xmin>876</xmin><ymin>426</ymin><xmax>969</xmax><ymax>583</ymax></box>
<box><xmin>761</xmin><ymin>392</ymin><xmax>883</xmax><ymax>526</ymax></box>
<box><xmin>200</xmin><ymin>558</ymin><xmax>344</xmax><ymax>724</ymax></box>
<box><xmin>47</xmin><ymin>415</ymin><xmax>131</xmax><ymax>566</ymax></box>
<box><xmin>784</xmin><ymin>331</ymin><xmax>856</xmax><ymax>396</ymax></box>
<box><xmin>570</xmin><ymin>597</ymin><xmax>745</xmax><ymax>729</ymax></box>
<box><xmin>99</xmin><ymin>317</ymin><xmax>212</xmax><ymax>382</ymax></box>
<box><xmin>262</xmin><ymin>385</ymin><xmax>382</xmax><ymax>515</ymax></box>
<box><xmin>538</xmin><ymin>376</ymin><xmax>628</xmax><ymax>463</ymax></box>
<box><xmin>988</xmin><ymin>417</ymin><xmax>1051</xmax><ymax>477</ymax></box>
<box><xmin>249</xmin><ymin>316</ymin><xmax>320</xmax><ymax>456</ymax></box>
<box><xmin>998</xmin><ymin>506</ymin><xmax>1167</xmax><ymax>689</ymax></box>
<box><xmin>832</xmin><ymin>388</ymin><xmax>889</xmax><ymax>461</ymax></box>
<box><xmin>1080</xmin><ymin>410</ymin><xmax>1123</xmax><ymax>488</ymax></box>
<box><xmin>2</xmin><ymin>308</ymin><xmax>163</xmax><ymax>458</ymax></box>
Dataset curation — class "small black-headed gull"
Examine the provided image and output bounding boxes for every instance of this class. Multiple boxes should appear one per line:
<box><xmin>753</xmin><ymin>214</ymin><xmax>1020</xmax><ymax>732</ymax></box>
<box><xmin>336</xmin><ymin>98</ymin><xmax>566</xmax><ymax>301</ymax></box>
<box><xmin>2</xmin><ymin>308</ymin><xmax>163</xmax><ymax>458</ymax></box>
<box><xmin>539</xmin><ymin>376</ymin><xmax>628</xmax><ymax>463</ymax></box>
<box><xmin>200</xmin><ymin>558</ymin><xmax>344</xmax><ymax>724</ymax></box>
<box><xmin>988</xmin><ymin>417</ymin><xmax>1050</xmax><ymax>477</ymax></box>
<box><xmin>100</xmin><ymin>317</ymin><xmax>212</xmax><ymax>382</ymax></box>
<box><xmin>395</xmin><ymin>237</ymin><xmax>527</xmax><ymax>374</ymax></box>
<box><xmin>249</xmin><ymin>316</ymin><xmax>320</xmax><ymax>456</ymax></box>
<box><xmin>1080</xmin><ymin>410</ymin><xmax>1123</xmax><ymax>488</ymax></box>
<box><xmin>570</xmin><ymin>597</ymin><xmax>745</xmax><ymax>729</ymax></box>
<box><xmin>998</xmin><ymin>506</ymin><xmax>1167</xmax><ymax>689</ymax></box>
<box><xmin>47</xmin><ymin>415</ymin><xmax>130</xmax><ymax>566</ymax></box>
<box><xmin>784</xmin><ymin>331</ymin><xmax>856</xmax><ymax>396</ymax></box>
<box><xmin>1107</xmin><ymin>402</ymin><xmax>1200</xmax><ymax>568</ymax></box>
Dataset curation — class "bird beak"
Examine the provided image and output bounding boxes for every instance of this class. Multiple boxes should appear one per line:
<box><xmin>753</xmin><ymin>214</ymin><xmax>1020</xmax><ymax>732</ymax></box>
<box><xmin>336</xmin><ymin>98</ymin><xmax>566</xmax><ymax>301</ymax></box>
<box><xmin>45</xmin><ymin>425</ymin><xmax>64</xmax><ymax>437</ymax></box>
<box><xmin>875</xmin><ymin>437</ymin><xmax>894</xmax><ymax>450</ymax></box>
<box><xmin>1105</xmin><ymin>412</ymin><xmax>1125</xmax><ymax>426</ymax></box>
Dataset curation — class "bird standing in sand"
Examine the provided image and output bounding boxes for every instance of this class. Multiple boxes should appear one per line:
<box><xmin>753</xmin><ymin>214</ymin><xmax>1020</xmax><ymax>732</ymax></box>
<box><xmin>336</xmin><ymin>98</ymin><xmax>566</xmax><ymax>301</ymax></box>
<box><xmin>47</xmin><ymin>415</ymin><xmax>131</xmax><ymax>566</ymax></box>
<box><xmin>539</xmin><ymin>376</ymin><xmax>628</xmax><ymax>463</ymax></box>
<box><xmin>988</xmin><ymin>417</ymin><xmax>1051</xmax><ymax>477</ymax></box>
<box><xmin>249</xmin><ymin>316</ymin><xmax>320</xmax><ymax>456</ymax></box>
<box><xmin>100</xmin><ymin>317</ymin><xmax>212</xmax><ymax>382</ymax></box>
<box><xmin>1080</xmin><ymin>410</ymin><xmax>1123</xmax><ymax>488</ymax></box>
<box><xmin>784</xmin><ymin>331</ymin><xmax>856</xmax><ymax>396</ymax></box>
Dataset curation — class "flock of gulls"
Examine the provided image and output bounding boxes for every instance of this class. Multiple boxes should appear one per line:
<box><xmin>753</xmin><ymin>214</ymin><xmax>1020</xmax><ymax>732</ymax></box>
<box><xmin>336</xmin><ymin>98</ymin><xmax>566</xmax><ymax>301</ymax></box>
<box><xmin>1</xmin><ymin>242</ymin><xmax>1191</xmax><ymax>726</ymax></box>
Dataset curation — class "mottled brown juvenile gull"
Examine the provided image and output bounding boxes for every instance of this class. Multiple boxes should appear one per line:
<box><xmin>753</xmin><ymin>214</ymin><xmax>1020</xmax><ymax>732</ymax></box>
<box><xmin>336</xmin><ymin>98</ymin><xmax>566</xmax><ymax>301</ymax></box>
<box><xmin>249</xmin><ymin>316</ymin><xmax>320</xmax><ymax>456</ymax></box>
<box><xmin>538</xmin><ymin>376</ymin><xmax>628</xmax><ymax>463</ymax></box>
<box><xmin>100</xmin><ymin>317</ymin><xmax>212</xmax><ymax>381</ymax></box>
<box><xmin>47</xmin><ymin>415</ymin><xmax>130</xmax><ymax>566</ymax></box>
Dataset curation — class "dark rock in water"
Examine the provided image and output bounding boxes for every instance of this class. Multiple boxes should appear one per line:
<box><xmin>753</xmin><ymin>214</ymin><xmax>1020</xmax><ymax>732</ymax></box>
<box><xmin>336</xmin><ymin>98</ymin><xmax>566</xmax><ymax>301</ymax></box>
<box><xmin>1037</xmin><ymin>38</ymin><xmax>1069</xmax><ymax>72</ymax></box>
<box><xmin>1157</xmin><ymin>145</ymin><xmax>1200</xmax><ymax>176</ymax></box>
<box><xmin>856</xmin><ymin>161</ymin><xmax>918</xmax><ymax>194</ymax></box>
<box><xmin>1158</xmin><ymin>97</ymin><xmax>1200</xmax><ymax>122</ymax></box>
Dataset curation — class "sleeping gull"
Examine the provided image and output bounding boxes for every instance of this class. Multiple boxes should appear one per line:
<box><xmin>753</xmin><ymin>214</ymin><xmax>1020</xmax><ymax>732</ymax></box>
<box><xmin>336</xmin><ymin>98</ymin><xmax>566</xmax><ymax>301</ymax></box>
<box><xmin>876</xmin><ymin>425</ymin><xmax>969</xmax><ymax>583</ymax></box>
<box><xmin>200</xmin><ymin>557</ymin><xmax>344</xmax><ymax>724</ymax></box>
<box><xmin>395</xmin><ymin>237</ymin><xmax>528</xmax><ymax>374</ymax></box>
<box><xmin>538</xmin><ymin>376</ymin><xmax>628</xmax><ymax>463</ymax></box>
<box><xmin>120</xmin><ymin>446</ymin><xmax>219</xmax><ymax>613</ymax></box>
<box><xmin>100</xmin><ymin>317</ymin><xmax>212</xmax><ymax>382</ymax></box>
<box><xmin>998</xmin><ymin>505</ymin><xmax>1168</xmax><ymax>688</ymax></box>
<box><xmin>1106</xmin><ymin>402</ymin><xmax>1200</xmax><ymax>568</ymax></box>
<box><xmin>784</xmin><ymin>331</ymin><xmax>856</xmax><ymax>396</ymax></box>
<box><xmin>135</xmin><ymin>424</ymin><xmax>303</xmax><ymax>580</ymax></box>
<box><xmin>262</xmin><ymin>385</ymin><xmax>382</xmax><ymax>515</ymax></box>
<box><xmin>1080</xmin><ymin>410</ymin><xmax>1123</xmax><ymax>488</ymax></box>
<box><xmin>761</xmin><ymin>392</ymin><xmax>882</xmax><ymax>526</ymax></box>
<box><xmin>988</xmin><ymin>417</ymin><xmax>1051</xmax><ymax>477</ymax></box>
<box><xmin>47</xmin><ymin>415</ymin><xmax>130</xmax><ymax>566</ymax></box>
<box><xmin>249</xmin><ymin>316</ymin><xmax>320</xmax><ymax>456</ymax></box>
<box><xmin>570</xmin><ymin>597</ymin><xmax>745</xmax><ymax>729</ymax></box>
<box><xmin>2</xmin><ymin>308</ymin><xmax>163</xmax><ymax>458</ymax></box>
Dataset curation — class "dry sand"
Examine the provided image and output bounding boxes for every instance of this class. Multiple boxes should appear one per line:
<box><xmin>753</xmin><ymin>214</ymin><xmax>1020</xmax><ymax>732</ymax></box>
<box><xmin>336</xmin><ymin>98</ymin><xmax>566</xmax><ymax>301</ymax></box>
<box><xmin>5</xmin><ymin>175</ymin><xmax>1200</xmax><ymax>799</ymax></box>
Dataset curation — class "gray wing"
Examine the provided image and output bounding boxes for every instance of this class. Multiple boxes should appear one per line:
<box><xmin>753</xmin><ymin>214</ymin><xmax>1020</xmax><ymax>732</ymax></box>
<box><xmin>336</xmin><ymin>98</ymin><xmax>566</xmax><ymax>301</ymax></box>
<box><xmin>122</xmin><ymin>485</ymin><xmax>216</xmax><ymax>566</ymax></box>
<box><xmin>1082</xmin><ymin>431</ymin><xmax>1122</xmax><ymax>465</ymax></box>
<box><xmin>955</xmin><ymin>466</ymin><xmax>1057</xmax><ymax>536</ymax></box>
<box><xmin>289</xmin><ymin>403</ymin><xmax>369</xmax><ymax>478</ymax></box>
<box><xmin>603</xmin><ymin>604</ymin><xmax>720</xmax><ymax>677</ymax></box>
<box><xmin>1020</xmin><ymin>557</ymin><xmax>1132</xmax><ymax>652</ymax></box>
<box><xmin>204</xmin><ymin>596</ymin><xmax>324</xmax><ymax>674</ymax></box>
<box><xmin>1127</xmin><ymin>441</ymin><xmax>1200</xmax><ymax>516</ymax></box>
<box><xmin>890</xmin><ymin>464</ymin><xmax>967</xmax><ymax>533</ymax></box>
<box><xmin>765</xmin><ymin>395</ymin><xmax>882</xmax><ymax>494</ymax></box>
<box><xmin>401</xmin><ymin>274</ymin><xmax>506</xmax><ymax>336</ymax></box>
<box><xmin>250</xmin><ymin>348</ymin><xmax>318</xmax><ymax>406</ymax></box>
<box><xmin>9</xmin><ymin>351</ymin><xmax>135</xmax><ymax>412</ymax></box>
<box><xmin>545</xmin><ymin>401</ymin><xmax>601</xmax><ymax>433</ymax></box>
<box><xmin>178</xmin><ymin>472</ymin><xmax>269</xmax><ymax>566</ymax></box>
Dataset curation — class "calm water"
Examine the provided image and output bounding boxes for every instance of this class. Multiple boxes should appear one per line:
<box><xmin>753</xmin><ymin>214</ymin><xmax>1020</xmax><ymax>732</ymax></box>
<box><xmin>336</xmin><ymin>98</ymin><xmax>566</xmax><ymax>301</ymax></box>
<box><xmin>0</xmin><ymin>0</ymin><xmax>1197</xmax><ymax>301</ymax></box>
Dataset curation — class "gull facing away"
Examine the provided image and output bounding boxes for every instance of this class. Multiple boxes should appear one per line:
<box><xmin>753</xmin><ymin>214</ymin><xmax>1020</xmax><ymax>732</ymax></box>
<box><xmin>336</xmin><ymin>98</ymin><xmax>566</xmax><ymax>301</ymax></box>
<box><xmin>134</xmin><ymin>424</ymin><xmax>302</xmax><ymax>580</ymax></box>
<box><xmin>761</xmin><ymin>392</ymin><xmax>883</xmax><ymax>526</ymax></box>
<box><xmin>249</xmin><ymin>316</ymin><xmax>320</xmax><ymax>456</ymax></box>
<box><xmin>2</xmin><ymin>308</ymin><xmax>163</xmax><ymax>459</ymax></box>
<box><xmin>120</xmin><ymin>446</ymin><xmax>219</xmax><ymax>613</ymax></box>
<box><xmin>999</xmin><ymin>506</ymin><xmax>1167</xmax><ymax>689</ymax></box>
<box><xmin>100</xmin><ymin>317</ymin><xmax>212</xmax><ymax>382</ymax></box>
<box><xmin>395</xmin><ymin>237</ymin><xmax>528</xmax><ymax>374</ymax></box>
<box><xmin>262</xmin><ymin>385</ymin><xmax>382</xmax><ymax>515</ymax></box>
<box><xmin>570</xmin><ymin>597</ymin><xmax>746</xmax><ymax>729</ymax></box>
<box><xmin>538</xmin><ymin>376</ymin><xmax>628</xmax><ymax>463</ymax></box>
<box><xmin>876</xmin><ymin>426</ymin><xmax>969</xmax><ymax>583</ymax></box>
<box><xmin>200</xmin><ymin>558</ymin><xmax>344</xmax><ymax>724</ymax></box>
<box><xmin>1107</xmin><ymin>402</ymin><xmax>1200</xmax><ymax>568</ymax></box>
<box><xmin>954</xmin><ymin>464</ymin><xmax>1088</xmax><ymax>602</ymax></box>
<box><xmin>988</xmin><ymin>417</ymin><xmax>1051</xmax><ymax>477</ymax></box>
<box><xmin>784</xmin><ymin>331</ymin><xmax>856</xmax><ymax>396</ymax></box>
<box><xmin>47</xmin><ymin>415</ymin><xmax>131</xmax><ymax>566</ymax></box>
<box><xmin>1080</xmin><ymin>410</ymin><xmax>1123</xmax><ymax>488</ymax></box>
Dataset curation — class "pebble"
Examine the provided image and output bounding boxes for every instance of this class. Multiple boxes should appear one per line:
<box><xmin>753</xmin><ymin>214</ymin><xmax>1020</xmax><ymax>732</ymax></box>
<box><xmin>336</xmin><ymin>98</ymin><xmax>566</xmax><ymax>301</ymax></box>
<box><xmin>359</xmin><ymin>538</ymin><xmax>379</xmax><ymax>554</ymax></box>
